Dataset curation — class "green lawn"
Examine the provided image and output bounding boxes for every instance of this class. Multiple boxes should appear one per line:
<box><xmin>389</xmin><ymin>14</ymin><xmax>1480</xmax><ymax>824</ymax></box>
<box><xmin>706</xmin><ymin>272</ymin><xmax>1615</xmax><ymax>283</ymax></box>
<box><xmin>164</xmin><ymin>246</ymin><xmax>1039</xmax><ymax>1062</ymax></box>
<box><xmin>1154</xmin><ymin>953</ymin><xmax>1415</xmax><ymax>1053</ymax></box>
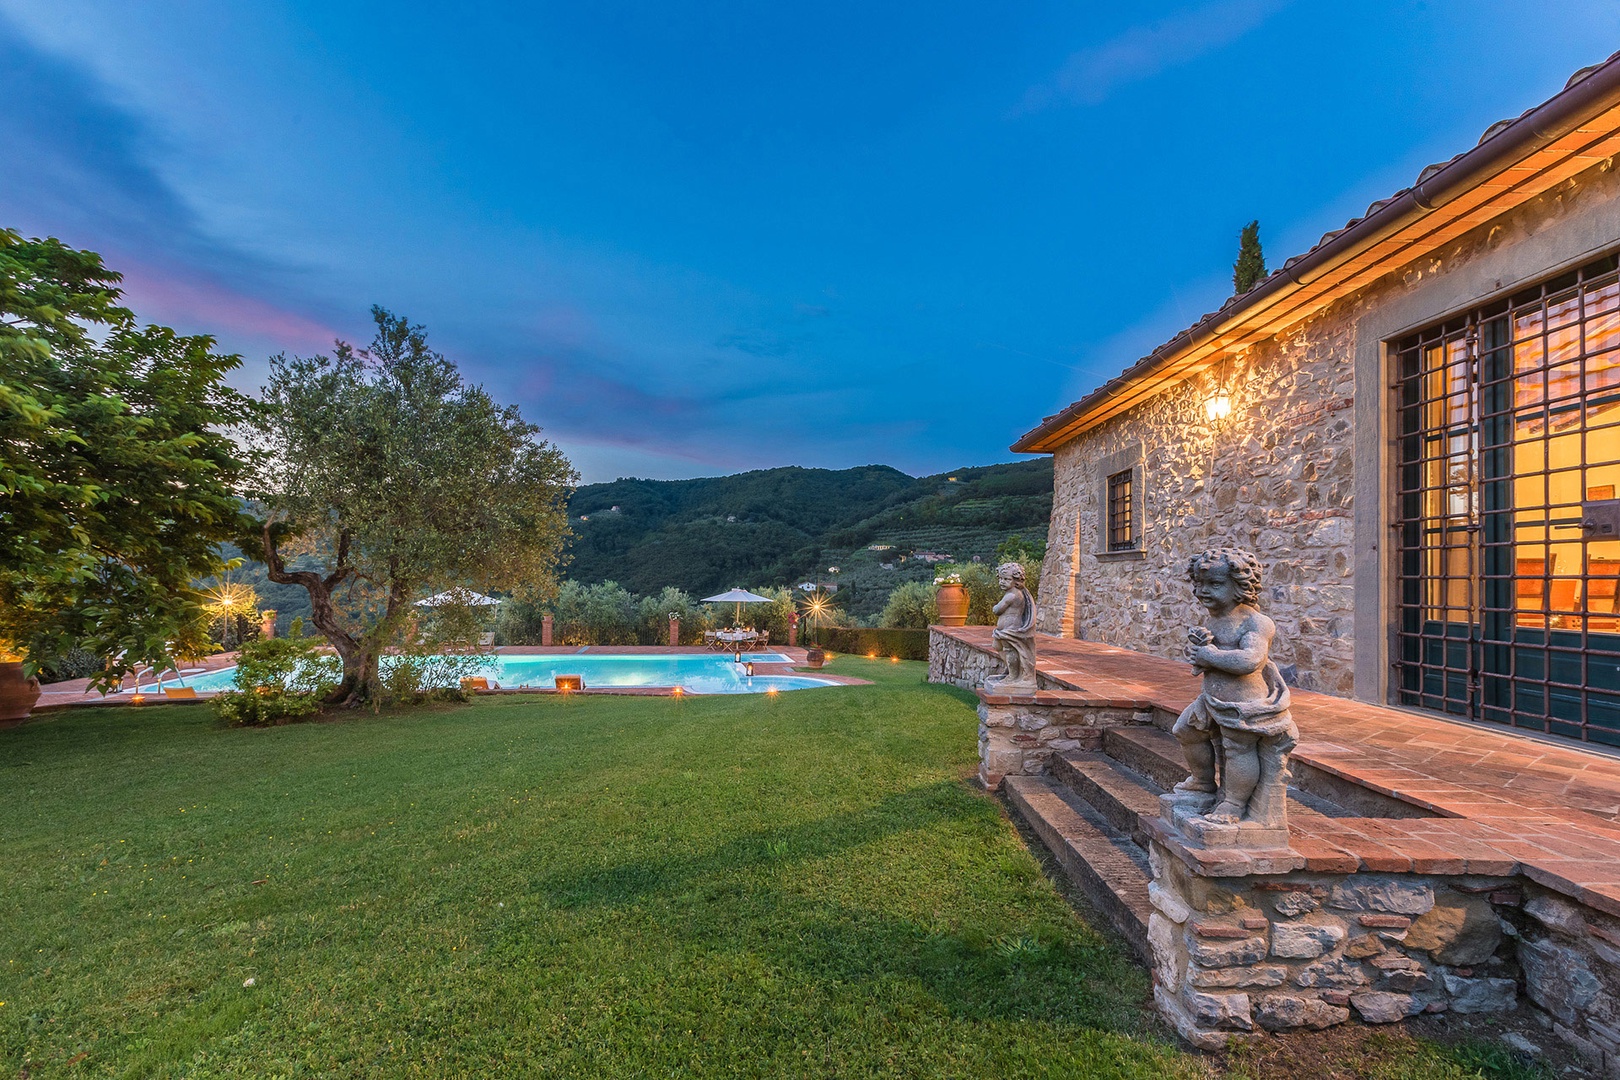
<box><xmin>0</xmin><ymin>658</ymin><xmax>1544</xmax><ymax>1078</ymax></box>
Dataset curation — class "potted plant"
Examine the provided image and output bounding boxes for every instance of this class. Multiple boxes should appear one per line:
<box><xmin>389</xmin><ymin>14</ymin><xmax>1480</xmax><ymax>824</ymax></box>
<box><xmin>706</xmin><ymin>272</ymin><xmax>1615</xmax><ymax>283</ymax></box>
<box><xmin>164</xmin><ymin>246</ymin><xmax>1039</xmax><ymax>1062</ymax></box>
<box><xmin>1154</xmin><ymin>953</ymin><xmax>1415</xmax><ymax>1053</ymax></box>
<box><xmin>0</xmin><ymin>641</ymin><xmax>42</xmax><ymax>724</ymax></box>
<box><xmin>934</xmin><ymin>569</ymin><xmax>969</xmax><ymax>626</ymax></box>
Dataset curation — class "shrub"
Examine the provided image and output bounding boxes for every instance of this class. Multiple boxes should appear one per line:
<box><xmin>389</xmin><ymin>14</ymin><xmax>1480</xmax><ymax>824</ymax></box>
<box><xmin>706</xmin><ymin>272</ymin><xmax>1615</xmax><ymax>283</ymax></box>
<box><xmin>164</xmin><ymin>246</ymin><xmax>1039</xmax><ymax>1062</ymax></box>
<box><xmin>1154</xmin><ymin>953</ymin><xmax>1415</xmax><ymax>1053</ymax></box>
<box><xmin>552</xmin><ymin>581</ymin><xmax>639</xmax><ymax>645</ymax></box>
<box><xmin>380</xmin><ymin>652</ymin><xmax>485</xmax><ymax>704</ymax></box>
<box><xmin>879</xmin><ymin>581</ymin><xmax>937</xmax><ymax>629</ymax></box>
<box><xmin>637</xmin><ymin>587</ymin><xmax>713</xmax><ymax>645</ymax></box>
<box><xmin>211</xmin><ymin>620</ymin><xmax>341</xmax><ymax>726</ymax></box>
<box><xmin>815</xmin><ymin>627</ymin><xmax>929</xmax><ymax>661</ymax></box>
<box><xmin>35</xmin><ymin>648</ymin><xmax>103</xmax><ymax>684</ymax></box>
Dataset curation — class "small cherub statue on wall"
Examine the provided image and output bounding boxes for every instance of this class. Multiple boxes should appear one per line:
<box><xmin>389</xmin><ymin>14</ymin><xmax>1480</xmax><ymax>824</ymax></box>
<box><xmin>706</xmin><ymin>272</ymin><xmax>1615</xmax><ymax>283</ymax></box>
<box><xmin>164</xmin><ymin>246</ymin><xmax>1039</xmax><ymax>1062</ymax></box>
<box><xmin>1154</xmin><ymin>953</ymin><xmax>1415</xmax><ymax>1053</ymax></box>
<box><xmin>984</xmin><ymin>561</ymin><xmax>1038</xmax><ymax>694</ymax></box>
<box><xmin>1170</xmin><ymin>547</ymin><xmax>1298</xmax><ymax>832</ymax></box>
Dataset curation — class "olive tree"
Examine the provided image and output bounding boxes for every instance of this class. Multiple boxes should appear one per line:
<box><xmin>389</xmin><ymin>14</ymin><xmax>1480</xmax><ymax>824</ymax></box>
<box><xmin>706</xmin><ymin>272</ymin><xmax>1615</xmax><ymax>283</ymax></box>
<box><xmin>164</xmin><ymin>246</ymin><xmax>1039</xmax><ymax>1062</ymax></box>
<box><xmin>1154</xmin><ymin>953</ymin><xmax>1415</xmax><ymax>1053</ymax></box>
<box><xmin>0</xmin><ymin>229</ymin><xmax>252</xmax><ymax>685</ymax></box>
<box><xmin>252</xmin><ymin>307</ymin><xmax>575</xmax><ymax>705</ymax></box>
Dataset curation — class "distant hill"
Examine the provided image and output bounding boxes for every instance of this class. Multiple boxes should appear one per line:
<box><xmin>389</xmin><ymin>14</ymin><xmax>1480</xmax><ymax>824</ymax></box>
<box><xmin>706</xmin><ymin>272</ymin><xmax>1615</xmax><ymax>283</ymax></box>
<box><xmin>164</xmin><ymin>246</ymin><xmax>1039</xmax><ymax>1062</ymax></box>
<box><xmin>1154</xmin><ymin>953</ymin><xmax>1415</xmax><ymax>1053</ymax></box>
<box><xmin>566</xmin><ymin>458</ymin><xmax>1053</xmax><ymax>619</ymax></box>
<box><xmin>228</xmin><ymin>458</ymin><xmax>1054</xmax><ymax>631</ymax></box>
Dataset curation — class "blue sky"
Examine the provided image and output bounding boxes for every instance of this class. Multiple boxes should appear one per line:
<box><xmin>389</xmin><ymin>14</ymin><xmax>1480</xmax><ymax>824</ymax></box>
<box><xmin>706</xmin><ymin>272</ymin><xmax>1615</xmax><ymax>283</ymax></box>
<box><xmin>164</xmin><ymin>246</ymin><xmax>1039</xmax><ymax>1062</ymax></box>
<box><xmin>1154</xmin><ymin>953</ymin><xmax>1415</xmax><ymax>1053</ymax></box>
<box><xmin>3</xmin><ymin>2</ymin><xmax>1617</xmax><ymax>483</ymax></box>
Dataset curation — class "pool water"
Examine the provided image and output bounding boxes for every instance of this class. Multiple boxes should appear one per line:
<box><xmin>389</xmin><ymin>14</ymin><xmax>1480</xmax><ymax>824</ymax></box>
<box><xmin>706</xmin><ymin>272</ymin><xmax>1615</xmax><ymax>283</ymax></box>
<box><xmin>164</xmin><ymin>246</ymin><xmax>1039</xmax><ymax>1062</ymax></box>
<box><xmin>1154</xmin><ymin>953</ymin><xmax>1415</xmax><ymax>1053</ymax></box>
<box><xmin>145</xmin><ymin>653</ymin><xmax>836</xmax><ymax>695</ymax></box>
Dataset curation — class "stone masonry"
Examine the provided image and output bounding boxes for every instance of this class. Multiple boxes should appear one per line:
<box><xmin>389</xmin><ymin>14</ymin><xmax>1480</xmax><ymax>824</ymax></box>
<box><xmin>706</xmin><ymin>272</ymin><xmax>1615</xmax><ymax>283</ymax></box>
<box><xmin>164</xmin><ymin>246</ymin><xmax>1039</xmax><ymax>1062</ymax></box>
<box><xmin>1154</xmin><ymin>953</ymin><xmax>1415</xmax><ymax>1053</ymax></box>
<box><xmin>1037</xmin><ymin>158</ymin><xmax>1620</xmax><ymax>699</ymax></box>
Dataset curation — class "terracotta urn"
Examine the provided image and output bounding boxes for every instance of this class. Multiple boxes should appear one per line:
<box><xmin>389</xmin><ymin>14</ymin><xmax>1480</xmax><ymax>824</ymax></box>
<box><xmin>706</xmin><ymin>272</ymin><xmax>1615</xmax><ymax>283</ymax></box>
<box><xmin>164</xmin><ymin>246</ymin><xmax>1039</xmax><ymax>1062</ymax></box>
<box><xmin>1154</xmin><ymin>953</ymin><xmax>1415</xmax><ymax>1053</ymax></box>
<box><xmin>935</xmin><ymin>583</ymin><xmax>969</xmax><ymax>626</ymax></box>
<box><xmin>0</xmin><ymin>661</ymin><xmax>42</xmax><ymax>724</ymax></box>
<box><xmin>804</xmin><ymin>647</ymin><xmax>826</xmax><ymax>669</ymax></box>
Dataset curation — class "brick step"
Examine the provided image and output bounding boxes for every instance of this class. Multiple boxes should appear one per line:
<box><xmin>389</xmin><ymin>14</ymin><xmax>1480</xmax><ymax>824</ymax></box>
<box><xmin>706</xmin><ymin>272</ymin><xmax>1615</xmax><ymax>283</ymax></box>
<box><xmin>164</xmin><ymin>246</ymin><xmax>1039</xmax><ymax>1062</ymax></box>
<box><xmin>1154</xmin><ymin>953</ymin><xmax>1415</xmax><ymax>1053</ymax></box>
<box><xmin>1102</xmin><ymin>725</ymin><xmax>1188</xmax><ymax>790</ymax></box>
<box><xmin>1002</xmin><ymin>775</ymin><xmax>1152</xmax><ymax>962</ymax></box>
<box><xmin>1052</xmin><ymin>751</ymin><xmax>1165</xmax><ymax>846</ymax></box>
<box><xmin>1095</xmin><ymin>726</ymin><xmax>1351</xmax><ymax>827</ymax></box>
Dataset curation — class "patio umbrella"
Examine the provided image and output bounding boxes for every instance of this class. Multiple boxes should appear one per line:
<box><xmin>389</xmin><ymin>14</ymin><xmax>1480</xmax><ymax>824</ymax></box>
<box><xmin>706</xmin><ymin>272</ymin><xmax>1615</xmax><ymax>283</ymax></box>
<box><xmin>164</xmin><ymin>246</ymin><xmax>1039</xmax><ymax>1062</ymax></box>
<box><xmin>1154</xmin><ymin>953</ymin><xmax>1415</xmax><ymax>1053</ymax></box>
<box><xmin>416</xmin><ymin>589</ymin><xmax>502</xmax><ymax>608</ymax></box>
<box><xmin>701</xmin><ymin>588</ymin><xmax>774</xmax><ymax>626</ymax></box>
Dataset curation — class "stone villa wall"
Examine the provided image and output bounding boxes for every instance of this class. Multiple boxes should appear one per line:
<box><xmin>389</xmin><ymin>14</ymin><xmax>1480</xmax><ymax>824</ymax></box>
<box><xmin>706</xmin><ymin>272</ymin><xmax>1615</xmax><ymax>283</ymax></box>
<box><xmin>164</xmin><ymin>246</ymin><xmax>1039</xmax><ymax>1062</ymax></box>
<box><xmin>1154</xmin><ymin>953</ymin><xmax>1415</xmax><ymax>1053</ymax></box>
<box><xmin>1038</xmin><ymin>328</ymin><xmax>1356</xmax><ymax>693</ymax></box>
<box><xmin>1037</xmin><ymin>158</ymin><xmax>1620</xmax><ymax>699</ymax></box>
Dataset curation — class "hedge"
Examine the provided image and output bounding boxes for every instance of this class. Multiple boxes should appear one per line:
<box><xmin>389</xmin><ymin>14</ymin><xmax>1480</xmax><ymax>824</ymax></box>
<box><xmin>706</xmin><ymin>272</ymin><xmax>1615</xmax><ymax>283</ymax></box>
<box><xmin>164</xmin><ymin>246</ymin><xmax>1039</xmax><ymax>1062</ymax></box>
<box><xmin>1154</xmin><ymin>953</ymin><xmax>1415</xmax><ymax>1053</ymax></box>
<box><xmin>811</xmin><ymin>627</ymin><xmax>930</xmax><ymax>661</ymax></box>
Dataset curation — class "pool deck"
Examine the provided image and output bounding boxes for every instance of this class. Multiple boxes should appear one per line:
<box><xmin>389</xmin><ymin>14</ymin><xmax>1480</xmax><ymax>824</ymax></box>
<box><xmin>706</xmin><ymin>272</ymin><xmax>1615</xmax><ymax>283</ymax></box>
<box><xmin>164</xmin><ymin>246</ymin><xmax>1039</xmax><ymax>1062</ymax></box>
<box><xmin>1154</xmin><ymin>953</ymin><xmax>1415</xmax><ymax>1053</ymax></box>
<box><xmin>28</xmin><ymin>645</ymin><xmax>865</xmax><ymax>712</ymax></box>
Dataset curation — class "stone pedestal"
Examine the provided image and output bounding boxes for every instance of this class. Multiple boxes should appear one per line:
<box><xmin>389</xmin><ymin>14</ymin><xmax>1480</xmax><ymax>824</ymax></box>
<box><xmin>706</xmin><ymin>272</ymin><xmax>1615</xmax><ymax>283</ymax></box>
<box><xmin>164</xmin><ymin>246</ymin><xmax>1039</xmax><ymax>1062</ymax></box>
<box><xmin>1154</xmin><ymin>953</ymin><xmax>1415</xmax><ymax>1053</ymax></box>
<box><xmin>668</xmin><ymin>616</ymin><xmax>680</xmax><ymax>647</ymax></box>
<box><xmin>542</xmin><ymin>614</ymin><xmax>554</xmax><ymax>647</ymax></box>
<box><xmin>1160</xmin><ymin>791</ymin><xmax>1292</xmax><ymax>853</ymax></box>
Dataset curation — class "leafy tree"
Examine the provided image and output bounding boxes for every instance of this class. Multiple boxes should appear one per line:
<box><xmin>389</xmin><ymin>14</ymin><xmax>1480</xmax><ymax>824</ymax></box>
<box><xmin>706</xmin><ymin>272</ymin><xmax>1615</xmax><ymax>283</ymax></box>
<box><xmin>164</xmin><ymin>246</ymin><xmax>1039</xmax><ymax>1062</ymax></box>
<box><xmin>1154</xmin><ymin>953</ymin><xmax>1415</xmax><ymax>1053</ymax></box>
<box><xmin>0</xmin><ymin>229</ymin><xmax>252</xmax><ymax>685</ymax></box>
<box><xmin>251</xmin><ymin>307</ymin><xmax>576</xmax><ymax>705</ymax></box>
<box><xmin>879</xmin><ymin>580</ymin><xmax>936</xmax><ymax>629</ymax></box>
<box><xmin>1232</xmin><ymin>220</ymin><xmax>1267</xmax><ymax>294</ymax></box>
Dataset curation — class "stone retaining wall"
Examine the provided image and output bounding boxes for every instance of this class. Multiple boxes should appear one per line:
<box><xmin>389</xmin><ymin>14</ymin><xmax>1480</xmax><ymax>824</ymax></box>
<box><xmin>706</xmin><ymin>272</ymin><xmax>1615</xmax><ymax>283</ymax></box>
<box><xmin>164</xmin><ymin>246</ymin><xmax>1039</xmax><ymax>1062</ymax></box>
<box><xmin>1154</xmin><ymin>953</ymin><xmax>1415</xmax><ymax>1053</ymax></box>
<box><xmin>1148</xmin><ymin>829</ymin><xmax>1620</xmax><ymax>1075</ymax></box>
<box><xmin>977</xmin><ymin>691</ymin><xmax>1154</xmax><ymax>789</ymax></box>
<box><xmin>928</xmin><ymin>628</ymin><xmax>1000</xmax><ymax>689</ymax></box>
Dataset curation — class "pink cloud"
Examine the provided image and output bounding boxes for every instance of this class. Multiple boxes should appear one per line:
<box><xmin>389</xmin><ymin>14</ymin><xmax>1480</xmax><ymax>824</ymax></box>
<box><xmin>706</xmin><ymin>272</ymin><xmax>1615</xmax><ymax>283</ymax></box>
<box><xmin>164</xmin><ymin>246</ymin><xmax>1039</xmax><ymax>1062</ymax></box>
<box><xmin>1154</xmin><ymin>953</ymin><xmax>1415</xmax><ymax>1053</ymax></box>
<box><xmin>109</xmin><ymin>254</ymin><xmax>341</xmax><ymax>353</ymax></box>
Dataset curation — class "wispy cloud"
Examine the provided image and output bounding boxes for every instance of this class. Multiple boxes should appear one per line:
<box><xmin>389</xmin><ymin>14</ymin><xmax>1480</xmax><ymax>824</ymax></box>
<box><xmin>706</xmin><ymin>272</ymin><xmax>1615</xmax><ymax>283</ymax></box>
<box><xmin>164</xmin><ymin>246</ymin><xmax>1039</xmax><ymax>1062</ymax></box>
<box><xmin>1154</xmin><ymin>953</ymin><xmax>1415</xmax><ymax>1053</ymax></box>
<box><xmin>0</xmin><ymin>13</ymin><xmax>340</xmax><ymax>351</ymax></box>
<box><xmin>1015</xmin><ymin>0</ymin><xmax>1289</xmax><ymax>114</ymax></box>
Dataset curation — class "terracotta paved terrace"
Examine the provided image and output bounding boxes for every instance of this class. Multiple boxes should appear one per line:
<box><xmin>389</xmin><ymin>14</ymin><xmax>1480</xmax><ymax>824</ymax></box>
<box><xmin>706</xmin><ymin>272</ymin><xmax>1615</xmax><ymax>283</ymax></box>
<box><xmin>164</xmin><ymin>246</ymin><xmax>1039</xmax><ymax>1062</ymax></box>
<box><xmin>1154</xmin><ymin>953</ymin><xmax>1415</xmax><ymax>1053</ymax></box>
<box><xmin>941</xmin><ymin>627</ymin><xmax>1620</xmax><ymax>919</ymax></box>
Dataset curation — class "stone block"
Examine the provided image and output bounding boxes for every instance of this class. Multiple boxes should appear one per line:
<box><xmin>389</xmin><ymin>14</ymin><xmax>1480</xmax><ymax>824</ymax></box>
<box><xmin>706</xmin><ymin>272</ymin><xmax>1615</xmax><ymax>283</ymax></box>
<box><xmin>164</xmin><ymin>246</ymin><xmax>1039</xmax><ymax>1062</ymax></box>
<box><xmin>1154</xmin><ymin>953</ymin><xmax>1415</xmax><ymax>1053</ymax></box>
<box><xmin>1344</xmin><ymin>935</ymin><xmax>1384</xmax><ymax>959</ymax></box>
<box><xmin>1188</xmin><ymin>934</ymin><xmax>1269</xmax><ymax>968</ymax></box>
<box><xmin>1148</xmin><ymin>881</ymin><xmax>1191</xmax><ymax>925</ymax></box>
<box><xmin>1294</xmin><ymin>957</ymin><xmax>1370</xmax><ymax>989</ymax></box>
<box><xmin>1350</xmin><ymin>991</ymin><xmax>1419</xmax><ymax>1023</ymax></box>
<box><xmin>1439</xmin><ymin>972</ymin><xmax>1518</xmax><ymax>1014</ymax></box>
<box><xmin>1272</xmin><ymin>890</ymin><xmax>1320</xmax><ymax>917</ymax></box>
<box><xmin>1523</xmin><ymin>893</ymin><xmax>1588</xmax><ymax>938</ymax></box>
<box><xmin>1184</xmin><ymin>989</ymin><xmax>1253</xmax><ymax>1031</ymax></box>
<box><xmin>1148</xmin><ymin>913</ymin><xmax>1180</xmax><ymax>993</ymax></box>
<box><xmin>1255</xmin><ymin>993</ymin><xmax>1350</xmax><ymax>1031</ymax></box>
<box><xmin>1154</xmin><ymin>986</ymin><xmax>1229</xmax><ymax>1051</ymax></box>
<box><xmin>1381</xmin><ymin>969</ymin><xmax>1433</xmax><ymax>992</ymax></box>
<box><xmin>1521</xmin><ymin>939</ymin><xmax>1602</xmax><ymax>1025</ymax></box>
<box><xmin>1271</xmin><ymin>915</ymin><xmax>1347</xmax><ymax>959</ymax></box>
<box><xmin>1190</xmin><ymin>916</ymin><xmax>1255</xmax><ymax>940</ymax></box>
<box><xmin>1403</xmin><ymin>894</ymin><xmax>1502</xmax><ymax>965</ymax></box>
<box><xmin>1329</xmin><ymin>878</ymin><xmax>1434</xmax><ymax>915</ymax></box>
<box><xmin>1188</xmin><ymin>965</ymin><xmax>1288</xmax><ymax>989</ymax></box>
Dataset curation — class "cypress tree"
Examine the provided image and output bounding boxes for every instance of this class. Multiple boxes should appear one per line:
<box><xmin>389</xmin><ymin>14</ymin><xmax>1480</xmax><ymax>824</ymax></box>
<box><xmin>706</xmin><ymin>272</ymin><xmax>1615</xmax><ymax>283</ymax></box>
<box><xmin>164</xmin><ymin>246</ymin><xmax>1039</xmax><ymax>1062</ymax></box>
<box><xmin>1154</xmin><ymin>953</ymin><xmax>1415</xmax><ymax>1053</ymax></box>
<box><xmin>1232</xmin><ymin>219</ymin><xmax>1267</xmax><ymax>295</ymax></box>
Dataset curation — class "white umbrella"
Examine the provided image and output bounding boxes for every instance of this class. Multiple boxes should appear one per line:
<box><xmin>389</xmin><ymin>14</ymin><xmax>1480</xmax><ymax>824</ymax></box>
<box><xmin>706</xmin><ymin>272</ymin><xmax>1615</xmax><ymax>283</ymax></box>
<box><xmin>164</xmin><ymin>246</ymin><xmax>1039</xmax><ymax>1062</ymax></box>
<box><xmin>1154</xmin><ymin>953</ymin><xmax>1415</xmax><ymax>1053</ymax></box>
<box><xmin>701</xmin><ymin>588</ymin><xmax>774</xmax><ymax>626</ymax></box>
<box><xmin>416</xmin><ymin>589</ymin><xmax>502</xmax><ymax>608</ymax></box>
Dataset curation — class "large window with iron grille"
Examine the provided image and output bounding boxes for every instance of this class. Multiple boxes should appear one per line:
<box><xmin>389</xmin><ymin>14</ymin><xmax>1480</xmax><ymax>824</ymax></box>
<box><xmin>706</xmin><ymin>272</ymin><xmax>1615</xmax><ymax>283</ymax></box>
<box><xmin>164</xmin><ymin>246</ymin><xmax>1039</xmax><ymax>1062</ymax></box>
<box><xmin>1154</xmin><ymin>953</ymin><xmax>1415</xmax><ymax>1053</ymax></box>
<box><xmin>1107</xmin><ymin>469</ymin><xmax>1136</xmax><ymax>551</ymax></box>
<box><xmin>1393</xmin><ymin>252</ymin><xmax>1620</xmax><ymax>747</ymax></box>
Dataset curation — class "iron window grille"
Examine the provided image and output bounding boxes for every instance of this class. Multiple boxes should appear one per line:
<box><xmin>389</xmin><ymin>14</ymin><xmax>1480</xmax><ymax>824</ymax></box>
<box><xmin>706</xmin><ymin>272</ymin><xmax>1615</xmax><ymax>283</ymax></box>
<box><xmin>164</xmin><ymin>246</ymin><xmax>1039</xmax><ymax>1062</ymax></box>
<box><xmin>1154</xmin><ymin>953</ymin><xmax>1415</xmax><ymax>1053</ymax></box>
<box><xmin>1392</xmin><ymin>251</ymin><xmax>1620</xmax><ymax>747</ymax></box>
<box><xmin>1107</xmin><ymin>469</ymin><xmax>1136</xmax><ymax>551</ymax></box>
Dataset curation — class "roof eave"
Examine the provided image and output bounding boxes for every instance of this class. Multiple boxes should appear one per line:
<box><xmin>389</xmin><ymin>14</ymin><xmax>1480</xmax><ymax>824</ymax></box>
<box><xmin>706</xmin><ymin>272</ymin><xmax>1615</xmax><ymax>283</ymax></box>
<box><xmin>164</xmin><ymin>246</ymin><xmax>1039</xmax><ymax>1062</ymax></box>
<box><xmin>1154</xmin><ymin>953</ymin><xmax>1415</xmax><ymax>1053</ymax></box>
<box><xmin>1012</xmin><ymin>53</ymin><xmax>1620</xmax><ymax>455</ymax></box>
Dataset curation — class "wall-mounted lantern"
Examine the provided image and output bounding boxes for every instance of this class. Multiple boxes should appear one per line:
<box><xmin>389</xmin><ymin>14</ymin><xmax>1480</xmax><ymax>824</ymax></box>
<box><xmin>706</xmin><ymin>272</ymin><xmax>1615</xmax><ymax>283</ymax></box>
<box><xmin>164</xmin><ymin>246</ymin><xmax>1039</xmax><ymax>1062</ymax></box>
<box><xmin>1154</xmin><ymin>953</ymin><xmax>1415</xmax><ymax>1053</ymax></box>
<box><xmin>1205</xmin><ymin>389</ymin><xmax>1233</xmax><ymax>422</ymax></box>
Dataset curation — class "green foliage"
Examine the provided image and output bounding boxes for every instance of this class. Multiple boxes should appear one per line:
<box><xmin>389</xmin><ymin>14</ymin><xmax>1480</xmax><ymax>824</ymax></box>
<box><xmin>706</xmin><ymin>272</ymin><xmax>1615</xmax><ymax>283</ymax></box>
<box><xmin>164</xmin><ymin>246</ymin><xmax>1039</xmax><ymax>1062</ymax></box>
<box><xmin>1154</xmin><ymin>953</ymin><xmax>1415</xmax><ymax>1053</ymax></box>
<box><xmin>879</xmin><ymin>580</ymin><xmax>937</xmax><ymax>629</ymax></box>
<box><xmin>250</xmin><ymin>307</ymin><xmax>576</xmax><ymax>704</ymax></box>
<box><xmin>0</xmin><ymin>229</ymin><xmax>253</xmax><ymax>685</ymax></box>
<box><xmin>996</xmin><ymin>534</ymin><xmax>1047</xmax><ymax>564</ymax></box>
<box><xmin>210</xmin><ymin>620</ymin><xmax>340</xmax><ymax>726</ymax></box>
<box><xmin>1233</xmin><ymin>219</ymin><xmax>1267</xmax><ymax>294</ymax></box>
<box><xmin>637</xmin><ymin>586</ymin><xmax>713</xmax><ymax>645</ymax></box>
<box><xmin>549</xmin><ymin>580</ymin><xmax>640</xmax><ymax>646</ymax></box>
<box><xmin>815</xmin><ymin>626</ymin><xmax>931</xmax><ymax>660</ymax></box>
<box><xmin>34</xmin><ymin>647</ymin><xmax>102</xmax><ymax>685</ymax></box>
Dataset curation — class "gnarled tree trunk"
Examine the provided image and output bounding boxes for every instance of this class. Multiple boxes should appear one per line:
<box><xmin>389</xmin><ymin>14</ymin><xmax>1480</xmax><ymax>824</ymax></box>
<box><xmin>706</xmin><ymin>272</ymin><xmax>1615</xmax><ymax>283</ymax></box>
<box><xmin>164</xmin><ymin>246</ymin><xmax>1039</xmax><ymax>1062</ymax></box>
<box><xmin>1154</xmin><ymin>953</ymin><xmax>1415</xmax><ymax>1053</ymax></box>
<box><xmin>261</xmin><ymin>522</ymin><xmax>368</xmax><ymax>705</ymax></box>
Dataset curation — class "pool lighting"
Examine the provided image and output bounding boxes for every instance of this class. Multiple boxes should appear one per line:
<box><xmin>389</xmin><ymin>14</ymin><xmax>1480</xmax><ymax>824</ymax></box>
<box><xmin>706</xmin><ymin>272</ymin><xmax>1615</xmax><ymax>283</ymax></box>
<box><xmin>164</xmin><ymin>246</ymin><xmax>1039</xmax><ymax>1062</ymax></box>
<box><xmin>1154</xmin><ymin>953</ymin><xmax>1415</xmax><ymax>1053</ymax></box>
<box><xmin>130</xmin><ymin>694</ymin><xmax>147</xmax><ymax>706</ymax></box>
<box><xmin>766</xmin><ymin>686</ymin><xmax>779</xmax><ymax>696</ymax></box>
<box><xmin>890</xmin><ymin>656</ymin><xmax>900</xmax><ymax>663</ymax></box>
<box><xmin>867</xmin><ymin>652</ymin><xmax>877</xmax><ymax>659</ymax></box>
<box><xmin>672</xmin><ymin>686</ymin><xmax>684</xmax><ymax>697</ymax></box>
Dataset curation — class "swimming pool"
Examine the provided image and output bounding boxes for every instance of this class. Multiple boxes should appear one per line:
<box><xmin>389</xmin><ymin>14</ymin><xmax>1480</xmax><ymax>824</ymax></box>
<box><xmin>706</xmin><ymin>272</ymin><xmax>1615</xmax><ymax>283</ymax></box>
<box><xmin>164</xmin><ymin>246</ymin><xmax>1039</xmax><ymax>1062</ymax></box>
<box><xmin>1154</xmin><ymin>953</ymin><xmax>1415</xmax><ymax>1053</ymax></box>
<box><xmin>143</xmin><ymin>653</ymin><xmax>836</xmax><ymax>695</ymax></box>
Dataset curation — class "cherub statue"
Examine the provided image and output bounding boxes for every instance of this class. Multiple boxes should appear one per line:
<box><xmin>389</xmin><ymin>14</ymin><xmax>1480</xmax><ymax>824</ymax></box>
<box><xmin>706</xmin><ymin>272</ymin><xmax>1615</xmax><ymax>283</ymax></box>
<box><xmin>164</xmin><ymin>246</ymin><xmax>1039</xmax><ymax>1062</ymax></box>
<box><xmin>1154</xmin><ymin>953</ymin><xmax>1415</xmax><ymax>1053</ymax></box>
<box><xmin>983</xmin><ymin>562</ymin><xmax>1038</xmax><ymax>693</ymax></box>
<box><xmin>1170</xmin><ymin>548</ymin><xmax>1298</xmax><ymax>828</ymax></box>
